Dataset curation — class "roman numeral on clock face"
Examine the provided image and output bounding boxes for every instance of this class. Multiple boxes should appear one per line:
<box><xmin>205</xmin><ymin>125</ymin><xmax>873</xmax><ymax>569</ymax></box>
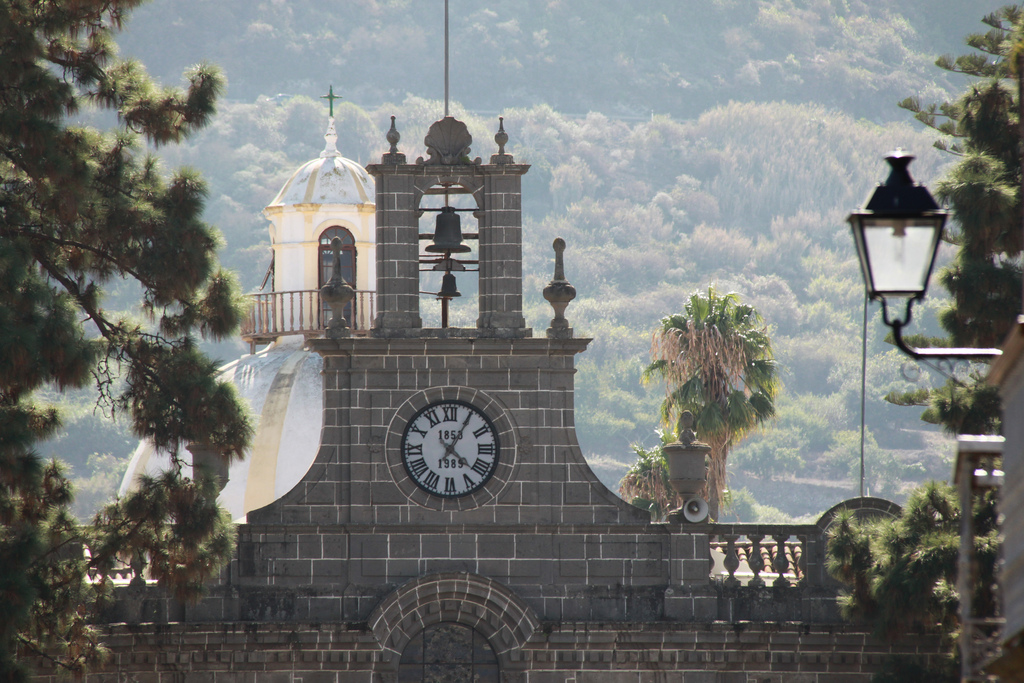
<box><xmin>442</xmin><ymin>405</ymin><xmax>458</xmax><ymax>422</ymax></box>
<box><xmin>422</xmin><ymin>470</ymin><xmax>440</xmax><ymax>491</ymax></box>
<box><xmin>407</xmin><ymin>458</ymin><xmax>428</xmax><ymax>478</ymax></box>
<box><xmin>471</xmin><ymin>458</ymin><xmax>491</xmax><ymax>476</ymax></box>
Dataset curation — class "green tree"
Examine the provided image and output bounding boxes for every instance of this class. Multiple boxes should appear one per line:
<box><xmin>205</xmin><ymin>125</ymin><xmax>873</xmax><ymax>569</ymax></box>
<box><xmin>642</xmin><ymin>287</ymin><xmax>778</xmax><ymax>519</ymax></box>
<box><xmin>894</xmin><ymin>5</ymin><xmax>1024</xmax><ymax>434</ymax></box>
<box><xmin>0</xmin><ymin>0</ymin><xmax>251</xmax><ymax>677</ymax></box>
<box><xmin>826</xmin><ymin>481</ymin><xmax>998</xmax><ymax>682</ymax></box>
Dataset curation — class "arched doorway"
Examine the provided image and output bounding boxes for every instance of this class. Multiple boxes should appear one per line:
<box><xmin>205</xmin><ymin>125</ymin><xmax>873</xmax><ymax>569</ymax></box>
<box><xmin>318</xmin><ymin>226</ymin><xmax>357</xmax><ymax>326</ymax></box>
<box><xmin>397</xmin><ymin>622</ymin><xmax>499</xmax><ymax>682</ymax></box>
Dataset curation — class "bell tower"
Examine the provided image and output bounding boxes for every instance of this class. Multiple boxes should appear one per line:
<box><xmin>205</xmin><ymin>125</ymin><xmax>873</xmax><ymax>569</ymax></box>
<box><xmin>368</xmin><ymin>115</ymin><xmax>529</xmax><ymax>337</ymax></box>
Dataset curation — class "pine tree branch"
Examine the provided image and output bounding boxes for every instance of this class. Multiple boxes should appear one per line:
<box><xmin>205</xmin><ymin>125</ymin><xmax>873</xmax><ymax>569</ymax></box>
<box><xmin>30</xmin><ymin>250</ymin><xmax>182</xmax><ymax>434</ymax></box>
<box><xmin>1</xmin><ymin>224</ymin><xmax>153</xmax><ymax>287</ymax></box>
<box><xmin>15</xmin><ymin>633</ymin><xmax>89</xmax><ymax>674</ymax></box>
<box><xmin>15</xmin><ymin>634</ymin><xmax>74</xmax><ymax>671</ymax></box>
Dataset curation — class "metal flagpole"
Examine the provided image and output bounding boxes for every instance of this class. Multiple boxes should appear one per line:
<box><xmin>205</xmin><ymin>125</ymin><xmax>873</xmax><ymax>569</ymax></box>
<box><xmin>444</xmin><ymin>0</ymin><xmax>449</xmax><ymax>117</ymax></box>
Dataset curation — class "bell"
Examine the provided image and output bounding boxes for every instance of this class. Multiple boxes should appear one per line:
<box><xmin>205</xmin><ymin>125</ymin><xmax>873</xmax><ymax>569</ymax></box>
<box><xmin>438</xmin><ymin>272</ymin><xmax>461</xmax><ymax>298</ymax></box>
<box><xmin>426</xmin><ymin>207</ymin><xmax>471</xmax><ymax>253</ymax></box>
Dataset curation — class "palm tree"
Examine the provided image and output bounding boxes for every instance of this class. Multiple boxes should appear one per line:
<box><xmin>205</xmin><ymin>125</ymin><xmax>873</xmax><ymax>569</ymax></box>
<box><xmin>642</xmin><ymin>287</ymin><xmax>778</xmax><ymax>519</ymax></box>
<box><xmin>619</xmin><ymin>433</ymin><xmax>683</xmax><ymax>522</ymax></box>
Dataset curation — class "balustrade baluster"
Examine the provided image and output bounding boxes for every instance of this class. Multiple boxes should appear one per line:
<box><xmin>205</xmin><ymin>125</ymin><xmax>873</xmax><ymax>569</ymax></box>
<box><xmin>792</xmin><ymin>536</ymin><xmax>807</xmax><ymax>583</ymax></box>
<box><xmin>772</xmin><ymin>534</ymin><xmax>790</xmax><ymax>587</ymax></box>
<box><xmin>747</xmin><ymin>534</ymin><xmax>765</xmax><ymax>588</ymax></box>
<box><xmin>722</xmin><ymin>535</ymin><xmax>741</xmax><ymax>588</ymax></box>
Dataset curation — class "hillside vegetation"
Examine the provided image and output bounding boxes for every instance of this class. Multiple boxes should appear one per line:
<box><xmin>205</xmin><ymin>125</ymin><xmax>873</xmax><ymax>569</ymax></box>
<box><xmin>48</xmin><ymin>0</ymin><xmax>1008</xmax><ymax>520</ymax></box>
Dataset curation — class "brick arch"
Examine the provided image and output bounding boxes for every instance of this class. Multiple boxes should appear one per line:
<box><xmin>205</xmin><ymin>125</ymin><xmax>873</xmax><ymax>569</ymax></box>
<box><xmin>411</xmin><ymin>176</ymin><xmax>484</xmax><ymax>215</ymax></box>
<box><xmin>368</xmin><ymin>572</ymin><xmax>538</xmax><ymax>666</ymax></box>
<box><xmin>815</xmin><ymin>496</ymin><xmax>902</xmax><ymax>532</ymax></box>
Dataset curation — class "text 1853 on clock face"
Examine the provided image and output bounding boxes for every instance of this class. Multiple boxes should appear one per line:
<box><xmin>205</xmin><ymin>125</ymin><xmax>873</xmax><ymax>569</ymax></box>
<box><xmin>401</xmin><ymin>401</ymin><xmax>500</xmax><ymax>498</ymax></box>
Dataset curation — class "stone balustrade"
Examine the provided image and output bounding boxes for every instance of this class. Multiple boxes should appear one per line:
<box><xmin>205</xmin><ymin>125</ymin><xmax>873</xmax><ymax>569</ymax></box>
<box><xmin>707</xmin><ymin>523</ymin><xmax>830</xmax><ymax>588</ymax></box>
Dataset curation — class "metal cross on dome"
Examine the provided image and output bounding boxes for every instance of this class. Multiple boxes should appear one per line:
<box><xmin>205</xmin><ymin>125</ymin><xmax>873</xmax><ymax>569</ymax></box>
<box><xmin>320</xmin><ymin>85</ymin><xmax>342</xmax><ymax>117</ymax></box>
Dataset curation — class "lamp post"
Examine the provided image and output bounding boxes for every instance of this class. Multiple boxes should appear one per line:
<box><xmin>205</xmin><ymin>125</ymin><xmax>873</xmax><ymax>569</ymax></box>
<box><xmin>849</xmin><ymin>151</ymin><xmax>1001</xmax><ymax>360</ymax></box>
<box><xmin>851</xmin><ymin>152</ymin><xmax>1004</xmax><ymax>682</ymax></box>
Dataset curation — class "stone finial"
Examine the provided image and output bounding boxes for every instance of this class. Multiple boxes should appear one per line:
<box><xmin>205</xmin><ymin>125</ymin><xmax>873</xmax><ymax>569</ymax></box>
<box><xmin>677</xmin><ymin>411</ymin><xmax>697</xmax><ymax>445</ymax></box>
<box><xmin>187</xmin><ymin>441</ymin><xmax>229</xmax><ymax>491</ymax></box>
<box><xmin>422</xmin><ymin>116</ymin><xmax>474</xmax><ymax>165</ymax></box>
<box><xmin>128</xmin><ymin>549</ymin><xmax>147</xmax><ymax>589</ymax></box>
<box><xmin>674</xmin><ymin>410</ymin><xmax>711</xmax><ymax>448</ymax></box>
<box><xmin>382</xmin><ymin>115</ymin><xmax>406</xmax><ymax>164</ymax></box>
<box><xmin>663</xmin><ymin>410</ymin><xmax>711</xmax><ymax>514</ymax></box>
<box><xmin>490</xmin><ymin>116</ymin><xmax>514</xmax><ymax>165</ymax></box>
<box><xmin>320</xmin><ymin>237</ymin><xmax>355</xmax><ymax>338</ymax></box>
<box><xmin>321</xmin><ymin>116</ymin><xmax>341</xmax><ymax>158</ymax></box>
<box><xmin>543</xmin><ymin>237</ymin><xmax>576</xmax><ymax>339</ymax></box>
<box><xmin>495</xmin><ymin>117</ymin><xmax>508</xmax><ymax>153</ymax></box>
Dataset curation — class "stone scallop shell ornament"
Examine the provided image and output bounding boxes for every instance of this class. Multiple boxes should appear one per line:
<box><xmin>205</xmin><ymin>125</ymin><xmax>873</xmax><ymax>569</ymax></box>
<box><xmin>422</xmin><ymin>116</ymin><xmax>475</xmax><ymax>165</ymax></box>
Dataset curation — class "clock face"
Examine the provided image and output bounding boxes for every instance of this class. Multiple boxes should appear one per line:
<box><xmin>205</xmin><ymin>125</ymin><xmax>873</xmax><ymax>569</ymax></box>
<box><xmin>401</xmin><ymin>400</ymin><xmax>500</xmax><ymax>498</ymax></box>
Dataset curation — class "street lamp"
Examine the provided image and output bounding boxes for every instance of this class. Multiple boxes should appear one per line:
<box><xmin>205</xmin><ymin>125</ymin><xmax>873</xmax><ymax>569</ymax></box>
<box><xmin>849</xmin><ymin>151</ymin><xmax>1002</xmax><ymax>360</ymax></box>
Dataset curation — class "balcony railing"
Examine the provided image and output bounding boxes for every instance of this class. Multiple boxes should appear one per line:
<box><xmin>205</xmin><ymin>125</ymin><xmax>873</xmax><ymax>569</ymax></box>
<box><xmin>708</xmin><ymin>523</ymin><xmax>829</xmax><ymax>587</ymax></box>
<box><xmin>240</xmin><ymin>289</ymin><xmax>376</xmax><ymax>349</ymax></box>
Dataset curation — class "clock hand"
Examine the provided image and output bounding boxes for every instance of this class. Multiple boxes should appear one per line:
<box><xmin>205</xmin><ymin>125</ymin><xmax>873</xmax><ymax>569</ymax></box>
<box><xmin>438</xmin><ymin>431</ymin><xmax>469</xmax><ymax>466</ymax></box>
<box><xmin>439</xmin><ymin>409</ymin><xmax>474</xmax><ymax>467</ymax></box>
<box><xmin>449</xmin><ymin>410</ymin><xmax>474</xmax><ymax>446</ymax></box>
<box><xmin>448</xmin><ymin>441</ymin><xmax>469</xmax><ymax>467</ymax></box>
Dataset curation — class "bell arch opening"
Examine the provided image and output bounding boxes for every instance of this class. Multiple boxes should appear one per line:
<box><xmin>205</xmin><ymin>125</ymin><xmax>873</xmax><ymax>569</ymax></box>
<box><xmin>417</xmin><ymin>181</ymin><xmax>480</xmax><ymax>329</ymax></box>
<box><xmin>318</xmin><ymin>226</ymin><xmax>357</xmax><ymax>325</ymax></box>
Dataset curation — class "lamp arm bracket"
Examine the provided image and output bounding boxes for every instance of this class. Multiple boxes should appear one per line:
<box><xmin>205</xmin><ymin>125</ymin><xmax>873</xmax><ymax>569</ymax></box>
<box><xmin>882</xmin><ymin>299</ymin><xmax>1002</xmax><ymax>360</ymax></box>
<box><xmin>879</xmin><ymin>297</ymin><xmax>914</xmax><ymax>330</ymax></box>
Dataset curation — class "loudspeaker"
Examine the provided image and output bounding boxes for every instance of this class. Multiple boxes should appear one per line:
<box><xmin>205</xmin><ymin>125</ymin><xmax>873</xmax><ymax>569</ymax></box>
<box><xmin>682</xmin><ymin>497</ymin><xmax>709</xmax><ymax>523</ymax></box>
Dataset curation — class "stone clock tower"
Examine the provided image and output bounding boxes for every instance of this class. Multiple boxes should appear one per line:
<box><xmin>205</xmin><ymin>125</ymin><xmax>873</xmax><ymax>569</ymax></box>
<box><xmin>241</xmin><ymin>114</ymin><xmax>670</xmax><ymax>678</ymax></box>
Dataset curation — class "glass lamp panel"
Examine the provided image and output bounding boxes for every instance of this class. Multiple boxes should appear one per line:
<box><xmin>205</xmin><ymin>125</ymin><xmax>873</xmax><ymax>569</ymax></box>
<box><xmin>859</xmin><ymin>217</ymin><xmax>942</xmax><ymax>296</ymax></box>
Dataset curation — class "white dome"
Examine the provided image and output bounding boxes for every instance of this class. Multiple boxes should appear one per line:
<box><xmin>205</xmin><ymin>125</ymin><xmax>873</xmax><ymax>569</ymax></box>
<box><xmin>118</xmin><ymin>337</ymin><xmax>324</xmax><ymax>521</ymax></box>
<box><xmin>269</xmin><ymin>155</ymin><xmax>373</xmax><ymax>207</ymax></box>
<box><xmin>268</xmin><ymin>116</ymin><xmax>374</xmax><ymax>208</ymax></box>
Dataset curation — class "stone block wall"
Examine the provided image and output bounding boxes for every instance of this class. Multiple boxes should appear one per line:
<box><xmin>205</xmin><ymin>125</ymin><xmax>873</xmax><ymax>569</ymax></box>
<box><xmin>218</xmin><ymin>337</ymin><xmax>711</xmax><ymax>627</ymax></box>
<box><xmin>251</xmin><ymin>337</ymin><xmax>638</xmax><ymax>528</ymax></box>
<box><xmin>26</xmin><ymin>621</ymin><xmax>947</xmax><ymax>683</ymax></box>
<box><xmin>478</xmin><ymin>168</ymin><xmax>527</xmax><ymax>332</ymax></box>
<box><xmin>367</xmin><ymin>170</ymin><xmax>420</xmax><ymax>331</ymax></box>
